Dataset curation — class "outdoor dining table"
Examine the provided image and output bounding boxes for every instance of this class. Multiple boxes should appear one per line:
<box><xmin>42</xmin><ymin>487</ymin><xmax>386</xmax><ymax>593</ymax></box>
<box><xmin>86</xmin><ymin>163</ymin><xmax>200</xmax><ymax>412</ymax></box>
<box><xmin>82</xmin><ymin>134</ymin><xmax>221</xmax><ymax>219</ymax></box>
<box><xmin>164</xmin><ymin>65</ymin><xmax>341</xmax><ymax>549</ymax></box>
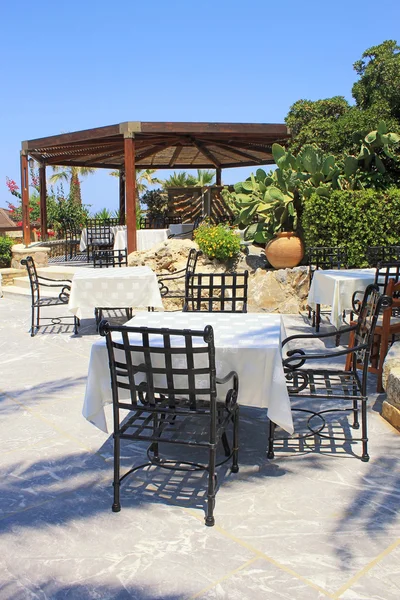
<box><xmin>82</xmin><ymin>311</ymin><xmax>294</xmax><ymax>435</ymax></box>
<box><xmin>307</xmin><ymin>268</ymin><xmax>376</xmax><ymax>329</ymax></box>
<box><xmin>68</xmin><ymin>266</ymin><xmax>163</xmax><ymax>320</ymax></box>
<box><xmin>113</xmin><ymin>227</ymin><xmax>170</xmax><ymax>252</ymax></box>
<box><xmin>79</xmin><ymin>226</ymin><xmax>171</xmax><ymax>253</ymax></box>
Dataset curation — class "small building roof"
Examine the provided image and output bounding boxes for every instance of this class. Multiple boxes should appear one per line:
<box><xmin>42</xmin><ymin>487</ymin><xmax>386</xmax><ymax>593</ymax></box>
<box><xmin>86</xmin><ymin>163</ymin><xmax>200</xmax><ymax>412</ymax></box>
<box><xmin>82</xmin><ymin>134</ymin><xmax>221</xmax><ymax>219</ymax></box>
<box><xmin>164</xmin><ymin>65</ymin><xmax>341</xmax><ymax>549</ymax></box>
<box><xmin>0</xmin><ymin>208</ymin><xmax>18</xmax><ymax>228</ymax></box>
<box><xmin>22</xmin><ymin>121</ymin><xmax>290</xmax><ymax>170</ymax></box>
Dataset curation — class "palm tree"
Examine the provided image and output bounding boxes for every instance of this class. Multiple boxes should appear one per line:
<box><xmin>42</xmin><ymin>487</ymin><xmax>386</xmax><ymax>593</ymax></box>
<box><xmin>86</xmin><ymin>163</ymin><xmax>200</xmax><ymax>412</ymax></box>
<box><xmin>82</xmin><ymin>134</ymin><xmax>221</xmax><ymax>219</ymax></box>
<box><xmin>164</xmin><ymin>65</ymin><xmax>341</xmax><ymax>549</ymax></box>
<box><xmin>49</xmin><ymin>166</ymin><xmax>96</xmax><ymax>204</ymax></box>
<box><xmin>109</xmin><ymin>169</ymin><xmax>161</xmax><ymax>197</ymax></box>
<box><xmin>162</xmin><ymin>169</ymin><xmax>215</xmax><ymax>188</ymax></box>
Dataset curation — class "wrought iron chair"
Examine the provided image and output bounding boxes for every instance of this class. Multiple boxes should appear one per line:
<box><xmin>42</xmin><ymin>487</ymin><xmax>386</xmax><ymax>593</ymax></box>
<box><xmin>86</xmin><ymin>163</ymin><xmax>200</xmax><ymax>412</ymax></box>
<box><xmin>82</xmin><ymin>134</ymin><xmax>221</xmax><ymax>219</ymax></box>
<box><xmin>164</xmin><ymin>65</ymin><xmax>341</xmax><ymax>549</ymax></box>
<box><xmin>168</xmin><ymin>215</ymin><xmax>204</xmax><ymax>239</ymax></box>
<box><xmin>268</xmin><ymin>284</ymin><xmax>390</xmax><ymax>462</ymax></box>
<box><xmin>157</xmin><ymin>248</ymin><xmax>202</xmax><ymax>306</ymax></box>
<box><xmin>351</xmin><ymin>261</ymin><xmax>400</xmax><ymax>317</ymax></box>
<box><xmin>307</xmin><ymin>246</ymin><xmax>348</xmax><ymax>331</ymax></box>
<box><xmin>164</xmin><ymin>215</ymin><xmax>182</xmax><ymax>226</ymax></box>
<box><xmin>92</xmin><ymin>249</ymin><xmax>132</xmax><ymax>326</ymax></box>
<box><xmin>61</xmin><ymin>218</ymin><xmax>82</xmax><ymax>261</ymax></box>
<box><xmin>366</xmin><ymin>245</ymin><xmax>400</xmax><ymax>267</ymax></box>
<box><xmin>140</xmin><ymin>216</ymin><xmax>166</xmax><ymax>229</ymax></box>
<box><xmin>86</xmin><ymin>219</ymin><xmax>115</xmax><ymax>262</ymax></box>
<box><xmin>21</xmin><ymin>256</ymin><xmax>79</xmax><ymax>336</ymax></box>
<box><xmin>347</xmin><ymin>278</ymin><xmax>400</xmax><ymax>392</ymax></box>
<box><xmin>99</xmin><ymin>320</ymin><xmax>239</xmax><ymax>526</ymax></box>
<box><xmin>183</xmin><ymin>271</ymin><xmax>249</xmax><ymax>313</ymax></box>
<box><xmin>93</xmin><ymin>248</ymin><xmax>128</xmax><ymax>269</ymax></box>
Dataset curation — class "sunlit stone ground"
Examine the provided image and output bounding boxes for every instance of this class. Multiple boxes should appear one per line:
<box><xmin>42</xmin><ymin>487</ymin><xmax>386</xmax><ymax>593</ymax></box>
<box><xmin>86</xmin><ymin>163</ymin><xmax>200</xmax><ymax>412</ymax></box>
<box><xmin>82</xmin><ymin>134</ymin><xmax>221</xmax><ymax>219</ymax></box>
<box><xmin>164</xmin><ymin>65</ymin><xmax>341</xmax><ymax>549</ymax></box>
<box><xmin>0</xmin><ymin>292</ymin><xmax>399</xmax><ymax>599</ymax></box>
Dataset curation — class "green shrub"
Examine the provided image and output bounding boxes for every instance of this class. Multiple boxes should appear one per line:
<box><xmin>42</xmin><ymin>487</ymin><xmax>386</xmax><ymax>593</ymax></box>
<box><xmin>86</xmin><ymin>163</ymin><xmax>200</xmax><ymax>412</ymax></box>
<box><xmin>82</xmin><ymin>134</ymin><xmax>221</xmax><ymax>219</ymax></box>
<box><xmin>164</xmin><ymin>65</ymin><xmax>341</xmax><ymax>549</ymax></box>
<box><xmin>194</xmin><ymin>224</ymin><xmax>241</xmax><ymax>261</ymax></box>
<box><xmin>0</xmin><ymin>236</ymin><xmax>14</xmax><ymax>267</ymax></box>
<box><xmin>302</xmin><ymin>188</ymin><xmax>400</xmax><ymax>266</ymax></box>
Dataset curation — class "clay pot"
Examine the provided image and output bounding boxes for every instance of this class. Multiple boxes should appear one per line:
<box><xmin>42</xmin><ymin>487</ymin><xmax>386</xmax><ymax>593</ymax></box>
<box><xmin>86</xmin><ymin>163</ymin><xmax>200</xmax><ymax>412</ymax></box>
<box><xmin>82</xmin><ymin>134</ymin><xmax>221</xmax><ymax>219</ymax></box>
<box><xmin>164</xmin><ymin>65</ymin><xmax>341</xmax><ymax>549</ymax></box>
<box><xmin>265</xmin><ymin>232</ymin><xmax>304</xmax><ymax>269</ymax></box>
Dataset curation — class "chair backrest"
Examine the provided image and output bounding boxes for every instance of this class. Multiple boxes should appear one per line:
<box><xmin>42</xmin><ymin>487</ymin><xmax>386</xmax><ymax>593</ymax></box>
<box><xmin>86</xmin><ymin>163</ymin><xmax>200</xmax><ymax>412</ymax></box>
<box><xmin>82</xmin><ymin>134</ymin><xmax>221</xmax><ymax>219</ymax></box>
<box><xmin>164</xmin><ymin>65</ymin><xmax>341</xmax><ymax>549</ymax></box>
<box><xmin>374</xmin><ymin>261</ymin><xmax>400</xmax><ymax>295</ymax></box>
<box><xmin>183</xmin><ymin>271</ymin><xmax>249</xmax><ymax>313</ymax></box>
<box><xmin>352</xmin><ymin>284</ymin><xmax>391</xmax><ymax>374</ymax></box>
<box><xmin>140</xmin><ymin>216</ymin><xmax>166</xmax><ymax>229</ymax></box>
<box><xmin>367</xmin><ymin>245</ymin><xmax>400</xmax><ymax>267</ymax></box>
<box><xmin>99</xmin><ymin>321</ymin><xmax>217</xmax><ymax>412</ymax></box>
<box><xmin>308</xmin><ymin>247</ymin><xmax>348</xmax><ymax>282</ymax></box>
<box><xmin>86</xmin><ymin>219</ymin><xmax>114</xmax><ymax>246</ymax></box>
<box><xmin>186</xmin><ymin>249</ymin><xmax>202</xmax><ymax>275</ymax></box>
<box><xmin>21</xmin><ymin>256</ymin><xmax>39</xmax><ymax>301</ymax></box>
<box><xmin>93</xmin><ymin>249</ymin><xmax>128</xmax><ymax>268</ymax></box>
<box><xmin>165</xmin><ymin>215</ymin><xmax>182</xmax><ymax>225</ymax></box>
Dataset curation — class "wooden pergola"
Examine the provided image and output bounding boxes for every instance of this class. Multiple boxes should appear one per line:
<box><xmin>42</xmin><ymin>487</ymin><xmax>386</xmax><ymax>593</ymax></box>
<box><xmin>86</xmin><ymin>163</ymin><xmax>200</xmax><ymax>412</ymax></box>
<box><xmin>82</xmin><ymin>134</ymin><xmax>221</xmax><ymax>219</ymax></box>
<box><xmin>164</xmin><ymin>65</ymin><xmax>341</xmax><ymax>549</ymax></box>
<box><xmin>20</xmin><ymin>121</ymin><xmax>290</xmax><ymax>253</ymax></box>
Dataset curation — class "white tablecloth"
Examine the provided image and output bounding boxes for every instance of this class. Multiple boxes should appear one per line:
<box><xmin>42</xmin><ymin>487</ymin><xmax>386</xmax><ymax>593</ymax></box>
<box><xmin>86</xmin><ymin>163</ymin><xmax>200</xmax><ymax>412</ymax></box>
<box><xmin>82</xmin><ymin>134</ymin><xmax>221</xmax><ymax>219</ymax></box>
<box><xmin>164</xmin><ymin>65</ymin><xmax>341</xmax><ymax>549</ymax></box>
<box><xmin>83</xmin><ymin>312</ymin><xmax>294</xmax><ymax>435</ymax></box>
<box><xmin>113</xmin><ymin>228</ymin><xmax>170</xmax><ymax>252</ymax></box>
<box><xmin>307</xmin><ymin>269</ymin><xmax>376</xmax><ymax>329</ymax></box>
<box><xmin>80</xmin><ymin>227</ymin><xmax>170</xmax><ymax>253</ymax></box>
<box><xmin>68</xmin><ymin>266</ymin><xmax>163</xmax><ymax>319</ymax></box>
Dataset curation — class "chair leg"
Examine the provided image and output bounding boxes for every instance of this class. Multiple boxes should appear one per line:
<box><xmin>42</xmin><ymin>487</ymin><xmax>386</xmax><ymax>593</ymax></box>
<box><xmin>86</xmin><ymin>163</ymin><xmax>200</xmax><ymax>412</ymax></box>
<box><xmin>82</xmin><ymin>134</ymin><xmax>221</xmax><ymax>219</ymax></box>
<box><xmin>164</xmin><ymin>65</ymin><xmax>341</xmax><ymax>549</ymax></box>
<box><xmin>221</xmin><ymin>432</ymin><xmax>231</xmax><ymax>457</ymax></box>
<box><xmin>36</xmin><ymin>304</ymin><xmax>40</xmax><ymax>334</ymax></box>
<box><xmin>205</xmin><ymin>447</ymin><xmax>216</xmax><ymax>527</ymax></box>
<box><xmin>112</xmin><ymin>434</ymin><xmax>121</xmax><ymax>512</ymax></box>
<box><xmin>74</xmin><ymin>317</ymin><xmax>79</xmax><ymax>335</ymax></box>
<box><xmin>360</xmin><ymin>398</ymin><xmax>369</xmax><ymax>462</ymax></box>
<box><xmin>315</xmin><ymin>303</ymin><xmax>321</xmax><ymax>332</ymax></box>
<box><xmin>231</xmin><ymin>407</ymin><xmax>239</xmax><ymax>473</ymax></box>
<box><xmin>352</xmin><ymin>399</ymin><xmax>360</xmax><ymax>429</ymax></box>
<box><xmin>312</xmin><ymin>309</ymin><xmax>316</xmax><ymax>328</ymax></box>
<box><xmin>267</xmin><ymin>420</ymin><xmax>276</xmax><ymax>459</ymax></box>
<box><xmin>30</xmin><ymin>303</ymin><xmax>36</xmax><ymax>337</ymax></box>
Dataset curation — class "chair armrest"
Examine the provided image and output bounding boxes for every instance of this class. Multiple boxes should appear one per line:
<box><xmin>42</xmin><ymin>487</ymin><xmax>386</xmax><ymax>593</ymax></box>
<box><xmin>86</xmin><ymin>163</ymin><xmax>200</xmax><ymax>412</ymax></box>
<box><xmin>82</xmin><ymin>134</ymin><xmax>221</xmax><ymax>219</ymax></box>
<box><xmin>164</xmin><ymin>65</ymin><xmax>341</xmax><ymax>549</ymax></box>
<box><xmin>282</xmin><ymin>324</ymin><xmax>357</xmax><ymax>348</ymax></box>
<box><xmin>58</xmin><ymin>285</ymin><xmax>71</xmax><ymax>303</ymax></box>
<box><xmin>351</xmin><ymin>290</ymin><xmax>364</xmax><ymax>315</ymax></box>
<box><xmin>283</xmin><ymin>343</ymin><xmax>367</xmax><ymax>369</ymax></box>
<box><xmin>38</xmin><ymin>275</ymin><xmax>72</xmax><ymax>284</ymax></box>
<box><xmin>156</xmin><ymin>268</ymin><xmax>186</xmax><ymax>281</ymax></box>
<box><xmin>216</xmin><ymin>371</ymin><xmax>239</xmax><ymax>410</ymax></box>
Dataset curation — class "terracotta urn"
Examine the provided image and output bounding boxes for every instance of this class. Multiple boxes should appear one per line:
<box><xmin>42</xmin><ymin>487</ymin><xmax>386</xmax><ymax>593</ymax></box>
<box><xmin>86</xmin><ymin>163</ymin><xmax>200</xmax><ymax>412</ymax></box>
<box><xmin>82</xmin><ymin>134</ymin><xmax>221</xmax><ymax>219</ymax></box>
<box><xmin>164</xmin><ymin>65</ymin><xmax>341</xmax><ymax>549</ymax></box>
<box><xmin>265</xmin><ymin>232</ymin><xmax>304</xmax><ymax>269</ymax></box>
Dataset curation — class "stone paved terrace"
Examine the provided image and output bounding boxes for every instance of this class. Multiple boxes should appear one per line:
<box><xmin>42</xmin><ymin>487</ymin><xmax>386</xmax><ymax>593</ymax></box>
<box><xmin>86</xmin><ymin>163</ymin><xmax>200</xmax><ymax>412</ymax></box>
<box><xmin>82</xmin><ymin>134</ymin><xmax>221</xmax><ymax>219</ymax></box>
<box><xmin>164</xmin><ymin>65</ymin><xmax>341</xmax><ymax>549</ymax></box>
<box><xmin>0</xmin><ymin>291</ymin><xmax>399</xmax><ymax>600</ymax></box>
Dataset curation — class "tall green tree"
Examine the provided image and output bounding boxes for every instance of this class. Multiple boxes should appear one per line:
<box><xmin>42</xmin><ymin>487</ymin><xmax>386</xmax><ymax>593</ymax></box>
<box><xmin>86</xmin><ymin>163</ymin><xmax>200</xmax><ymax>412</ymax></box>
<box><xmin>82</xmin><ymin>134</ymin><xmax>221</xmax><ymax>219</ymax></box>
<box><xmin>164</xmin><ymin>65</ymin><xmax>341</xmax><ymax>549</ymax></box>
<box><xmin>49</xmin><ymin>166</ymin><xmax>96</xmax><ymax>204</ymax></box>
<box><xmin>285</xmin><ymin>40</ymin><xmax>400</xmax><ymax>159</ymax></box>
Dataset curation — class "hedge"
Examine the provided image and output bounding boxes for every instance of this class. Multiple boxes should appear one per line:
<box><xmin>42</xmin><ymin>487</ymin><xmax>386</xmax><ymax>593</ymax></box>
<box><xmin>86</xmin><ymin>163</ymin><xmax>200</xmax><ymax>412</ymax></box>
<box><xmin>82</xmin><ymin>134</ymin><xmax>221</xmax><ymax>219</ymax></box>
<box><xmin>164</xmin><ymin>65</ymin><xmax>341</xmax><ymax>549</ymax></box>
<box><xmin>301</xmin><ymin>188</ymin><xmax>400</xmax><ymax>267</ymax></box>
<box><xmin>0</xmin><ymin>236</ymin><xmax>14</xmax><ymax>268</ymax></box>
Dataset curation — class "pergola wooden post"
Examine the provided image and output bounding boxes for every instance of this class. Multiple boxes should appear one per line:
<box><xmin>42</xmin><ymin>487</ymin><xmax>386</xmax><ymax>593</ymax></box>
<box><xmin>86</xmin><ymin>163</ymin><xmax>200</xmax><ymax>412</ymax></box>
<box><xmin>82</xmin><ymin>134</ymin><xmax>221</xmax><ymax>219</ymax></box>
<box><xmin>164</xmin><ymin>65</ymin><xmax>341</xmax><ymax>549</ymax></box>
<box><xmin>39</xmin><ymin>163</ymin><xmax>47</xmax><ymax>240</ymax></box>
<box><xmin>20</xmin><ymin>154</ymin><xmax>30</xmax><ymax>246</ymax></box>
<box><xmin>124</xmin><ymin>135</ymin><xmax>137</xmax><ymax>253</ymax></box>
<box><xmin>119</xmin><ymin>169</ymin><xmax>125</xmax><ymax>225</ymax></box>
<box><xmin>216</xmin><ymin>168</ymin><xmax>222</xmax><ymax>186</ymax></box>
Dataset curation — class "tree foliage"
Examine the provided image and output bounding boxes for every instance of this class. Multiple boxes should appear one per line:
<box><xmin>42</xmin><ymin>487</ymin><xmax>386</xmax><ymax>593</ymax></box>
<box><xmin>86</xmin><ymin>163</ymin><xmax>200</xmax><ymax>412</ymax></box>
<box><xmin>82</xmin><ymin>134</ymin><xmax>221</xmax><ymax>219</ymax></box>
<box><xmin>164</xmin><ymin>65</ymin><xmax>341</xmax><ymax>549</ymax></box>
<box><xmin>285</xmin><ymin>40</ymin><xmax>400</xmax><ymax>166</ymax></box>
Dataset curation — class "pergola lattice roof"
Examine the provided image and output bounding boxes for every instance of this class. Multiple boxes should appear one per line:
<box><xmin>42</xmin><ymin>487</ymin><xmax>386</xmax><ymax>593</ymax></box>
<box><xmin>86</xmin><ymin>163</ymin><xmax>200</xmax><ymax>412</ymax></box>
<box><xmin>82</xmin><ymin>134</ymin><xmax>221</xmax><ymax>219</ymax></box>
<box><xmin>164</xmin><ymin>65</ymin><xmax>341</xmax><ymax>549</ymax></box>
<box><xmin>22</xmin><ymin>121</ymin><xmax>291</xmax><ymax>170</ymax></box>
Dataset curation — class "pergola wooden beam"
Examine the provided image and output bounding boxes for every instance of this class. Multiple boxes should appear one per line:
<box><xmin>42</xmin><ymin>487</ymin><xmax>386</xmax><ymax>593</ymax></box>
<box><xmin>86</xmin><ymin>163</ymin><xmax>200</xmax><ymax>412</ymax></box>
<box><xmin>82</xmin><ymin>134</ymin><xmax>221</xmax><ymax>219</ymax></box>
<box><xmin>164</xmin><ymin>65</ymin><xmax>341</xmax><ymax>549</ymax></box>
<box><xmin>20</xmin><ymin>121</ymin><xmax>290</xmax><ymax>248</ymax></box>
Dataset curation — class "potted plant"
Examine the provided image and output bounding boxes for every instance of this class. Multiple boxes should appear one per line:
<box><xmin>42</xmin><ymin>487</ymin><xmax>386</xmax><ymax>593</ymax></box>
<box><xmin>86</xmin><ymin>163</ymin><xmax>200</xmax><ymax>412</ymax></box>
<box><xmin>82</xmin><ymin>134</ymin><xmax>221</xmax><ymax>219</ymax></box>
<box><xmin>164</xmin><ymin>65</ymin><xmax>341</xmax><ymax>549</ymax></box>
<box><xmin>222</xmin><ymin>143</ymin><xmax>343</xmax><ymax>268</ymax></box>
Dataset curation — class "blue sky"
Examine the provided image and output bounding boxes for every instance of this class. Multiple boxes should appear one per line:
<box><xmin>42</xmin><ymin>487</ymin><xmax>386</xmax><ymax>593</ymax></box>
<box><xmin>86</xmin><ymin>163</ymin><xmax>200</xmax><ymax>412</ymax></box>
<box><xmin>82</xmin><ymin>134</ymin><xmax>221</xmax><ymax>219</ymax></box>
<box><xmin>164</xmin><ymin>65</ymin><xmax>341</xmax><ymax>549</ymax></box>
<box><xmin>1</xmin><ymin>0</ymin><xmax>399</xmax><ymax>214</ymax></box>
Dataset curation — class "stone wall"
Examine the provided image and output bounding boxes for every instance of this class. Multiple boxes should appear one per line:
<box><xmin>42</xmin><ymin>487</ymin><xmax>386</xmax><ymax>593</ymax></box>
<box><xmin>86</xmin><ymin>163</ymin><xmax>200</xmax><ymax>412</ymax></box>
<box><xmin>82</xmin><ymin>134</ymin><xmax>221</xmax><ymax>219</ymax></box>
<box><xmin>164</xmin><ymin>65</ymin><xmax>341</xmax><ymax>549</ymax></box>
<box><xmin>382</xmin><ymin>343</ymin><xmax>400</xmax><ymax>431</ymax></box>
<box><xmin>128</xmin><ymin>239</ymin><xmax>309</xmax><ymax>313</ymax></box>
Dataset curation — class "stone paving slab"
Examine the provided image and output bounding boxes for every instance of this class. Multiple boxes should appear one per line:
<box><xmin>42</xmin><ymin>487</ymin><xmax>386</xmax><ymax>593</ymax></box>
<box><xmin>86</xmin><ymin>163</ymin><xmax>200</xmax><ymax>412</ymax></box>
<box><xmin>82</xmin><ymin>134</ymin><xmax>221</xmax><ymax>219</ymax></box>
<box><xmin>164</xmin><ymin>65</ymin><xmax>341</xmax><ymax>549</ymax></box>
<box><xmin>0</xmin><ymin>293</ymin><xmax>399</xmax><ymax>599</ymax></box>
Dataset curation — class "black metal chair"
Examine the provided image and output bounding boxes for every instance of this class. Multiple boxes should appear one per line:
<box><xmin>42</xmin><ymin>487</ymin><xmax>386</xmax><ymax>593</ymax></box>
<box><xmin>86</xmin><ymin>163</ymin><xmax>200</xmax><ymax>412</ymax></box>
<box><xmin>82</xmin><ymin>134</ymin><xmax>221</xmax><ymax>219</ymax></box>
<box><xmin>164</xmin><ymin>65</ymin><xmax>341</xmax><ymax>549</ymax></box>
<box><xmin>164</xmin><ymin>215</ymin><xmax>183</xmax><ymax>226</ymax></box>
<box><xmin>92</xmin><ymin>249</ymin><xmax>132</xmax><ymax>326</ymax></box>
<box><xmin>140</xmin><ymin>216</ymin><xmax>166</xmax><ymax>229</ymax></box>
<box><xmin>61</xmin><ymin>218</ymin><xmax>82</xmax><ymax>261</ymax></box>
<box><xmin>21</xmin><ymin>256</ymin><xmax>79</xmax><ymax>336</ymax></box>
<box><xmin>86</xmin><ymin>219</ymin><xmax>115</xmax><ymax>262</ymax></box>
<box><xmin>183</xmin><ymin>271</ymin><xmax>249</xmax><ymax>313</ymax></box>
<box><xmin>157</xmin><ymin>248</ymin><xmax>202</xmax><ymax>305</ymax></box>
<box><xmin>93</xmin><ymin>249</ymin><xmax>128</xmax><ymax>269</ymax></box>
<box><xmin>99</xmin><ymin>320</ymin><xmax>239</xmax><ymax>526</ymax></box>
<box><xmin>168</xmin><ymin>215</ymin><xmax>204</xmax><ymax>239</ymax></box>
<box><xmin>268</xmin><ymin>284</ymin><xmax>390</xmax><ymax>462</ymax></box>
<box><xmin>366</xmin><ymin>245</ymin><xmax>400</xmax><ymax>267</ymax></box>
<box><xmin>307</xmin><ymin>246</ymin><xmax>348</xmax><ymax>331</ymax></box>
<box><xmin>351</xmin><ymin>261</ymin><xmax>400</xmax><ymax>316</ymax></box>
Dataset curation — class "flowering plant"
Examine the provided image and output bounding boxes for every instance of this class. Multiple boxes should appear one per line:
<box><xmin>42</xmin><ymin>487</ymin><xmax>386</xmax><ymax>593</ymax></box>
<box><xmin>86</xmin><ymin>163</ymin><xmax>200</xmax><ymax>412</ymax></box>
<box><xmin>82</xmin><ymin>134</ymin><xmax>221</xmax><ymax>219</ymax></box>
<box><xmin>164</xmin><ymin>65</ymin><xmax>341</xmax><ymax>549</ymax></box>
<box><xmin>194</xmin><ymin>223</ymin><xmax>241</xmax><ymax>261</ymax></box>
